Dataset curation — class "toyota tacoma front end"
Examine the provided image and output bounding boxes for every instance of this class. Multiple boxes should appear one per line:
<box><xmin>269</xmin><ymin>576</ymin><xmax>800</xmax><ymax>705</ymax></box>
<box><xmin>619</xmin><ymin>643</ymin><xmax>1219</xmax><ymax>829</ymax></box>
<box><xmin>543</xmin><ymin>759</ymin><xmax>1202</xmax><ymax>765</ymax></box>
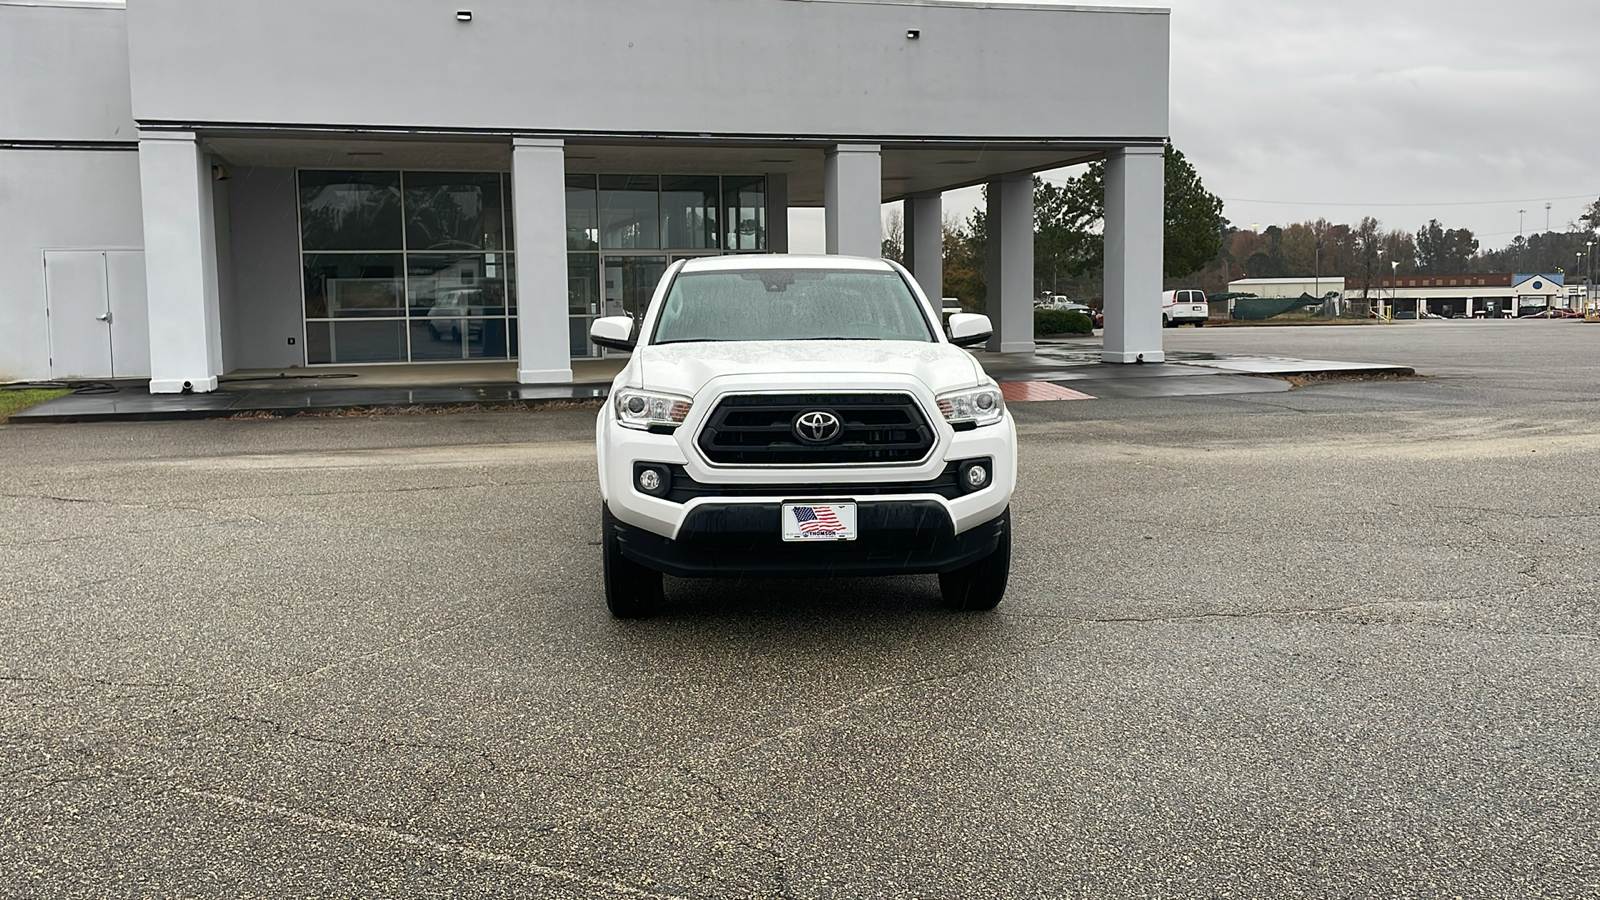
<box><xmin>594</xmin><ymin>255</ymin><xmax>1016</xmax><ymax>617</ymax></box>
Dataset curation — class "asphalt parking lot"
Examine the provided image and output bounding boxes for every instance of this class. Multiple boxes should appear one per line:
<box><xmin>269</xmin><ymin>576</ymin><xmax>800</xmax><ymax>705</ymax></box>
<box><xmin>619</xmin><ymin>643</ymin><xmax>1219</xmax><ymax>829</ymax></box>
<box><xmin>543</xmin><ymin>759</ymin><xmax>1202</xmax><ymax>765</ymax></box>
<box><xmin>3</xmin><ymin>320</ymin><xmax>1597</xmax><ymax>898</ymax></box>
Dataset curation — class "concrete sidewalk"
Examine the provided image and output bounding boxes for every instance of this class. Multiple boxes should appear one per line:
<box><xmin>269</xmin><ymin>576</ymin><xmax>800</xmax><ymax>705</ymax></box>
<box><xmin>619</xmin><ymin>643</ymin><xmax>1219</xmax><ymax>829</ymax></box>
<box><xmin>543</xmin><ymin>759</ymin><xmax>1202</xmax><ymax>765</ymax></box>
<box><xmin>7</xmin><ymin>338</ymin><xmax>1412</xmax><ymax>423</ymax></box>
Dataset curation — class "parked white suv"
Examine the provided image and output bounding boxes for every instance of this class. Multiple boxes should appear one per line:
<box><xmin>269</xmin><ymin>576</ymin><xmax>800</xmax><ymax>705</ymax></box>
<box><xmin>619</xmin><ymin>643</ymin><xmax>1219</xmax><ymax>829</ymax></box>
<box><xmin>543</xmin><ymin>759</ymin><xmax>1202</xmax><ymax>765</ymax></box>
<box><xmin>593</xmin><ymin>255</ymin><xmax>1016</xmax><ymax>618</ymax></box>
<box><xmin>1162</xmin><ymin>289</ymin><xmax>1209</xmax><ymax>327</ymax></box>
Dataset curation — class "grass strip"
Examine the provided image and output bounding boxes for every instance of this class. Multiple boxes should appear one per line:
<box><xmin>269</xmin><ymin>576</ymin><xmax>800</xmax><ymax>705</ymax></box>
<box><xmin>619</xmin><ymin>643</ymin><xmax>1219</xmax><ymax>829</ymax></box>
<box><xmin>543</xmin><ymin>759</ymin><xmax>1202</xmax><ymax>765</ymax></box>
<box><xmin>1</xmin><ymin>388</ymin><xmax>70</xmax><ymax>421</ymax></box>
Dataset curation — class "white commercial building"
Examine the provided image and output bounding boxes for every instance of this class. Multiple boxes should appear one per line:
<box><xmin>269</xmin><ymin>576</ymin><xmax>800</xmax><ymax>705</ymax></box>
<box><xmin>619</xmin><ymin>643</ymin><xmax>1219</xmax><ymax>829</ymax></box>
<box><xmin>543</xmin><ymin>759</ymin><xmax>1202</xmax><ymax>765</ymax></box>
<box><xmin>1230</xmin><ymin>273</ymin><xmax>1569</xmax><ymax>318</ymax></box>
<box><xmin>2</xmin><ymin>0</ymin><xmax>1173</xmax><ymax>390</ymax></box>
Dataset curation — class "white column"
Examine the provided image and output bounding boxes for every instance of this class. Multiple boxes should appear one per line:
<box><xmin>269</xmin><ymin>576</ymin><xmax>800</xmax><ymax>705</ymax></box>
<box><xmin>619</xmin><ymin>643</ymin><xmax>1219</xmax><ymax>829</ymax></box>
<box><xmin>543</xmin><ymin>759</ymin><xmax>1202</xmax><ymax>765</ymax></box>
<box><xmin>903</xmin><ymin>192</ymin><xmax>943</xmax><ymax>302</ymax></box>
<box><xmin>984</xmin><ymin>174</ymin><xmax>1036</xmax><ymax>353</ymax></box>
<box><xmin>1102</xmin><ymin>145</ymin><xmax>1165</xmax><ymax>364</ymax></box>
<box><xmin>512</xmin><ymin>137</ymin><xmax>574</xmax><ymax>384</ymax></box>
<box><xmin>824</xmin><ymin>144</ymin><xmax>882</xmax><ymax>257</ymax></box>
<box><xmin>139</xmin><ymin>132</ymin><xmax>223</xmax><ymax>393</ymax></box>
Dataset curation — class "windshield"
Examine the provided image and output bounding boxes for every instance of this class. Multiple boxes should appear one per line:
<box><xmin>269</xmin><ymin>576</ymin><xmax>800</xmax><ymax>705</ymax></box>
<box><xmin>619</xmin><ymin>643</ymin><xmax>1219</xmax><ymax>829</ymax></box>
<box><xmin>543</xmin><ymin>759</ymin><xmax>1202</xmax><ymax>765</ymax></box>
<box><xmin>650</xmin><ymin>268</ymin><xmax>936</xmax><ymax>344</ymax></box>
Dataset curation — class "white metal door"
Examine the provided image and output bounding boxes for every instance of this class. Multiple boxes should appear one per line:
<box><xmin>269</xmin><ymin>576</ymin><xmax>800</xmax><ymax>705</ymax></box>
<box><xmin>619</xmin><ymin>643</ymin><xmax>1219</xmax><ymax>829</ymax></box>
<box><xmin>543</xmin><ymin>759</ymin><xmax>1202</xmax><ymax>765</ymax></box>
<box><xmin>106</xmin><ymin>251</ymin><xmax>150</xmax><ymax>377</ymax></box>
<box><xmin>44</xmin><ymin>250</ymin><xmax>113</xmax><ymax>379</ymax></box>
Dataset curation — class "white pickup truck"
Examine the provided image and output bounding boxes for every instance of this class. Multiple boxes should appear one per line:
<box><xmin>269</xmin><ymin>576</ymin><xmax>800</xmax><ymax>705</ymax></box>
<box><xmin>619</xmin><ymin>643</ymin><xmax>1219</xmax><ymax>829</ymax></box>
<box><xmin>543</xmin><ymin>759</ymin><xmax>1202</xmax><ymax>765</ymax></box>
<box><xmin>592</xmin><ymin>255</ymin><xmax>1017</xmax><ymax>618</ymax></box>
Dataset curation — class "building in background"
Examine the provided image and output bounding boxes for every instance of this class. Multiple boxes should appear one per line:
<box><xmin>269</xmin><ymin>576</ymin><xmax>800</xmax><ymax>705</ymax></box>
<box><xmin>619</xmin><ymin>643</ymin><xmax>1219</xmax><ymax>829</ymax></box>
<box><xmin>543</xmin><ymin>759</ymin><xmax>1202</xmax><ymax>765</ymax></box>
<box><xmin>1374</xmin><ymin>273</ymin><xmax>1566</xmax><ymax>318</ymax></box>
<box><xmin>1228</xmin><ymin>273</ymin><xmax>1569</xmax><ymax>319</ymax></box>
<box><xmin>2</xmin><ymin>0</ymin><xmax>1172</xmax><ymax>391</ymax></box>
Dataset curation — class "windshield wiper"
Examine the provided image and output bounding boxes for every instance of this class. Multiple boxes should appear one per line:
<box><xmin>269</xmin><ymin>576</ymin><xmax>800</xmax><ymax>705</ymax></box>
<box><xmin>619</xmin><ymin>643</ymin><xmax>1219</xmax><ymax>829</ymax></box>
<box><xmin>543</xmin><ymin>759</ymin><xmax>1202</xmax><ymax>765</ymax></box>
<box><xmin>653</xmin><ymin>338</ymin><xmax>726</xmax><ymax>345</ymax></box>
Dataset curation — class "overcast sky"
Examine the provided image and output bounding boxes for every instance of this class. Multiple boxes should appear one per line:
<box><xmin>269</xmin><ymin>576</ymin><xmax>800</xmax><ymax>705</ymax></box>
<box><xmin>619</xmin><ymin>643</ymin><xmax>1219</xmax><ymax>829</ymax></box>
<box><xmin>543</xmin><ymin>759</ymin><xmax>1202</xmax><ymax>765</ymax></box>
<box><xmin>797</xmin><ymin>0</ymin><xmax>1600</xmax><ymax>254</ymax></box>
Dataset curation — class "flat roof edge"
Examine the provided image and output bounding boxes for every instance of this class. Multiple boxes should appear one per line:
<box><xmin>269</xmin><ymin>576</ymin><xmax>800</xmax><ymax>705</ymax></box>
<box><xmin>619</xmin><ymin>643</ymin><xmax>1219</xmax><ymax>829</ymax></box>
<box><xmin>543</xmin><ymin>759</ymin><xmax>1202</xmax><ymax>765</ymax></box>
<box><xmin>137</xmin><ymin>121</ymin><xmax>1170</xmax><ymax>148</ymax></box>
<box><xmin>0</xmin><ymin>0</ymin><xmax>125</xmax><ymax>8</ymax></box>
<box><xmin>786</xmin><ymin>0</ymin><xmax>1169</xmax><ymax>14</ymax></box>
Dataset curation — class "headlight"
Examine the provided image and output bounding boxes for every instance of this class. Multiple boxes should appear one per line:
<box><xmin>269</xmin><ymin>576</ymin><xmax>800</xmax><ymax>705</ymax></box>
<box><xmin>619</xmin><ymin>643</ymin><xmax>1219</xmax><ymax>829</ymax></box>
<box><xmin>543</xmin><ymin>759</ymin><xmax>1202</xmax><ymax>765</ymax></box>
<box><xmin>936</xmin><ymin>384</ymin><xmax>1005</xmax><ymax>428</ymax></box>
<box><xmin>613</xmin><ymin>388</ymin><xmax>692</xmax><ymax>431</ymax></box>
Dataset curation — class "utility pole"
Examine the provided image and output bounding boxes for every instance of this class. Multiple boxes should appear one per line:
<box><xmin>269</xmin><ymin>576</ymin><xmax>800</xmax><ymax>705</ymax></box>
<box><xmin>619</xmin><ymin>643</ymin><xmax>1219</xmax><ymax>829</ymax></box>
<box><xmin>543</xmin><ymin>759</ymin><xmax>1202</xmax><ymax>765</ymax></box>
<box><xmin>1313</xmin><ymin>237</ymin><xmax>1321</xmax><ymax>313</ymax></box>
<box><xmin>1391</xmin><ymin>259</ymin><xmax>1399</xmax><ymax>320</ymax></box>
<box><xmin>1517</xmin><ymin>209</ymin><xmax>1528</xmax><ymax>272</ymax></box>
<box><xmin>1580</xmin><ymin>238</ymin><xmax>1593</xmax><ymax>315</ymax></box>
<box><xmin>1545</xmin><ymin>202</ymin><xmax>1552</xmax><ymax>234</ymax></box>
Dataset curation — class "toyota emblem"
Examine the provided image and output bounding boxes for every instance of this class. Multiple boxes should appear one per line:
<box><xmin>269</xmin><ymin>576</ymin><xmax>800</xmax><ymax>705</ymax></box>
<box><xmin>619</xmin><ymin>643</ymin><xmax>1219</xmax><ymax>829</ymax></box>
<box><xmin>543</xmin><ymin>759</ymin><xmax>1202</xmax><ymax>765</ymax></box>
<box><xmin>793</xmin><ymin>409</ymin><xmax>843</xmax><ymax>444</ymax></box>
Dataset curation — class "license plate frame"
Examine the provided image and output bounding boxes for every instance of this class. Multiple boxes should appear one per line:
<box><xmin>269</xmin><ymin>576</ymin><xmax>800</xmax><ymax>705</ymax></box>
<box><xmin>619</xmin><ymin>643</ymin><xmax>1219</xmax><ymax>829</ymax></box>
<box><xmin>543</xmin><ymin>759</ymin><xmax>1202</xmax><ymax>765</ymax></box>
<box><xmin>781</xmin><ymin>502</ymin><xmax>858</xmax><ymax>542</ymax></box>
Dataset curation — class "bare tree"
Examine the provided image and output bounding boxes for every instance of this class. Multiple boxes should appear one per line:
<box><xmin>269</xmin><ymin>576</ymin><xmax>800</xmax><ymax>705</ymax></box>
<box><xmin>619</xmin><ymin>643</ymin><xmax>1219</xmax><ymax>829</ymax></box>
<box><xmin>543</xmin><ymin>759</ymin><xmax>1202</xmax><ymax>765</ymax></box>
<box><xmin>881</xmin><ymin>209</ymin><xmax>904</xmax><ymax>263</ymax></box>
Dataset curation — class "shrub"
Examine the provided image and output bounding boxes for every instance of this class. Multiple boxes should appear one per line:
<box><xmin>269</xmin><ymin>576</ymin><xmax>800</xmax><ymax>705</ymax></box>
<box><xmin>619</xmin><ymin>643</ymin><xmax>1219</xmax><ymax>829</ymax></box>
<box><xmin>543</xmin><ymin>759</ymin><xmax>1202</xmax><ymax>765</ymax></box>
<box><xmin>1034</xmin><ymin>309</ymin><xmax>1094</xmax><ymax>336</ymax></box>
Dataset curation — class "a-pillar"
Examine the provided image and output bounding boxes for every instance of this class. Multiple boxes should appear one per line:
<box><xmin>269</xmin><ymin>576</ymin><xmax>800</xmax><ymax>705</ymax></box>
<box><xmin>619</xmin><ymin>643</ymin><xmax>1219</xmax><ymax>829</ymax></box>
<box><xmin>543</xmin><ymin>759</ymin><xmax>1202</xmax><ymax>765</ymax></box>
<box><xmin>984</xmin><ymin>174</ymin><xmax>1035</xmax><ymax>353</ymax></box>
<box><xmin>1102</xmin><ymin>145</ymin><xmax>1165</xmax><ymax>364</ymax></box>
<box><xmin>902</xmin><ymin>192</ymin><xmax>942</xmax><ymax>302</ymax></box>
<box><xmin>824</xmin><ymin>144</ymin><xmax>881</xmax><ymax>257</ymax></box>
<box><xmin>511</xmin><ymin>137</ymin><xmax>574</xmax><ymax>384</ymax></box>
<box><xmin>139</xmin><ymin>131</ymin><xmax>223</xmax><ymax>393</ymax></box>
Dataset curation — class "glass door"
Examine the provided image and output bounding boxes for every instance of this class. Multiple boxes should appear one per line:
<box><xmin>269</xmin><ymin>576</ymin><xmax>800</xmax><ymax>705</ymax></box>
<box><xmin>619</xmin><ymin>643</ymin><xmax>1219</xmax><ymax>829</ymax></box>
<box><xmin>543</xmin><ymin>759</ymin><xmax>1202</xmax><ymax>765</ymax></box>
<box><xmin>595</xmin><ymin>255</ymin><xmax>667</xmax><ymax>356</ymax></box>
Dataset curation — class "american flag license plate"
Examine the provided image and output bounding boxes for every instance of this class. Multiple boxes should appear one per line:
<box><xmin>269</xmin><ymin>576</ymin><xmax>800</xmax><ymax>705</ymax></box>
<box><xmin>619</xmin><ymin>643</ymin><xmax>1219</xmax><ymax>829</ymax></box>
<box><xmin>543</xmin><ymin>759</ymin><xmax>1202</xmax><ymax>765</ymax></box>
<box><xmin>781</xmin><ymin>502</ymin><xmax>858</xmax><ymax>542</ymax></box>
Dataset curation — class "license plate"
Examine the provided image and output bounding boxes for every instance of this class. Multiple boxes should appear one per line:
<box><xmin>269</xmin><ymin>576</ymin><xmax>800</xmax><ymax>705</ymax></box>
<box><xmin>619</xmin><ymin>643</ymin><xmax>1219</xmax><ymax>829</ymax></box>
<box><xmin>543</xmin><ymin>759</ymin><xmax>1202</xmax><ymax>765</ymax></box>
<box><xmin>781</xmin><ymin>502</ymin><xmax>857</xmax><ymax>542</ymax></box>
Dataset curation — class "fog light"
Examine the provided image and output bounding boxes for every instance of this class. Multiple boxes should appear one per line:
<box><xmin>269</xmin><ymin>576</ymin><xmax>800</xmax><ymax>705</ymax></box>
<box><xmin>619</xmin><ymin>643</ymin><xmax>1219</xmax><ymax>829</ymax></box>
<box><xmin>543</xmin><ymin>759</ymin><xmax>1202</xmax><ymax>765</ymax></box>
<box><xmin>634</xmin><ymin>464</ymin><xmax>670</xmax><ymax>497</ymax></box>
<box><xmin>960</xmin><ymin>460</ymin><xmax>991</xmax><ymax>492</ymax></box>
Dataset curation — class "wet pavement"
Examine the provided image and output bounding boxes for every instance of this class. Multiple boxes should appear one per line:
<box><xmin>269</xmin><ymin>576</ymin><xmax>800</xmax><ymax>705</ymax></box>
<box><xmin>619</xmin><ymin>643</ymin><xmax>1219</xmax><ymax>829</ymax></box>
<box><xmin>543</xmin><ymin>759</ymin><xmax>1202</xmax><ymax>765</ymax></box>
<box><xmin>6</xmin><ymin>336</ymin><xmax>1412</xmax><ymax>423</ymax></box>
<box><xmin>2</xmin><ymin>322</ymin><xmax>1596</xmax><ymax>897</ymax></box>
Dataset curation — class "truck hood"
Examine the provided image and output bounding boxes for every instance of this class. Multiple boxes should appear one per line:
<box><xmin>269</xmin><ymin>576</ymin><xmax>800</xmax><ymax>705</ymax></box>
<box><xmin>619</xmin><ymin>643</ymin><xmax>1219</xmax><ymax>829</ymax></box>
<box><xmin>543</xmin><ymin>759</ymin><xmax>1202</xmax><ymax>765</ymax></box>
<box><xmin>629</xmin><ymin>340</ymin><xmax>988</xmax><ymax>396</ymax></box>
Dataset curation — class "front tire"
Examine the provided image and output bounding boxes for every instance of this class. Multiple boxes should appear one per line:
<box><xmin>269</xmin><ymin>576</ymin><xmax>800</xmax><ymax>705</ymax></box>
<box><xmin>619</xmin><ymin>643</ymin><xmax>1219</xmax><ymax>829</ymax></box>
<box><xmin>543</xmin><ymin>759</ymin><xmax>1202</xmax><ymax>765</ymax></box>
<box><xmin>602</xmin><ymin>505</ymin><xmax>663</xmax><ymax>619</ymax></box>
<box><xmin>1194</xmin><ymin>320</ymin><xmax>1205</xmax><ymax>328</ymax></box>
<box><xmin>939</xmin><ymin>509</ymin><xmax>1011</xmax><ymax>611</ymax></box>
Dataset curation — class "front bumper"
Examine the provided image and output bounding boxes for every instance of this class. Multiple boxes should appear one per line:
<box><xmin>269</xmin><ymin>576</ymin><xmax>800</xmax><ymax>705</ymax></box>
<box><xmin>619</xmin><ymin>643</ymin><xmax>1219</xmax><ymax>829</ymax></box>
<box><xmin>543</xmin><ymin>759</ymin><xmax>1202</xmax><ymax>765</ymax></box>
<box><xmin>599</xmin><ymin>407</ymin><xmax>1016</xmax><ymax>543</ymax></box>
<box><xmin>611</xmin><ymin>501</ymin><xmax>1006</xmax><ymax>578</ymax></box>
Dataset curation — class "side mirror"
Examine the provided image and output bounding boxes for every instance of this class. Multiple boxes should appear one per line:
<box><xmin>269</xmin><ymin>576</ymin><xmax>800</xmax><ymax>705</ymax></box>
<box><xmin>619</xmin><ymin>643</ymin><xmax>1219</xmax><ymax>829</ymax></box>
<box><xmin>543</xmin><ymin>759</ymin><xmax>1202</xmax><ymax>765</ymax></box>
<box><xmin>590</xmin><ymin>316</ymin><xmax>636</xmax><ymax>352</ymax></box>
<box><xmin>947</xmin><ymin>313</ymin><xmax>993</xmax><ymax>348</ymax></box>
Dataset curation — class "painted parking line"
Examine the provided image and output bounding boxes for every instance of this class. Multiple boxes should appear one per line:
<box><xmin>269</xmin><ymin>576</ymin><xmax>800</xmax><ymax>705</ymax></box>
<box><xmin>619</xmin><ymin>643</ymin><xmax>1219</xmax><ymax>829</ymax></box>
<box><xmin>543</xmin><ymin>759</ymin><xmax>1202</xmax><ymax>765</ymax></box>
<box><xmin>997</xmin><ymin>381</ymin><xmax>1095</xmax><ymax>402</ymax></box>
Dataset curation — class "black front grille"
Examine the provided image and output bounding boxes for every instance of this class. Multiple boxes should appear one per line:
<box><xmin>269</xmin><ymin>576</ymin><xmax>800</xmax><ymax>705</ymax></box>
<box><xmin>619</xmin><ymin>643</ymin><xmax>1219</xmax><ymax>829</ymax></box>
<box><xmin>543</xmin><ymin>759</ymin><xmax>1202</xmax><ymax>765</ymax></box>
<box><xmin>661</xmin><ymin>463</ymin><xmax>964</xmax><ymax>503</ymax></box>
<box><xmin>698</xmin><ymin>392</ymin><xmax>934</xmax><ymax>465</ymax></box>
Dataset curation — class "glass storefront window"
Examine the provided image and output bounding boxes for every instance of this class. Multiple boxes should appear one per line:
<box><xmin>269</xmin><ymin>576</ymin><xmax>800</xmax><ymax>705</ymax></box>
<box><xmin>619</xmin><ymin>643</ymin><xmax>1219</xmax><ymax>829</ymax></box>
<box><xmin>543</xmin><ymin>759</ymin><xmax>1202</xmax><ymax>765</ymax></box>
<box><xmin>299</xmin><ymin>171</ymin><xmax>403</xmax><ymax>251</ymax></box>
<box><xmin>305</xmin><ymin>320</ymin><xmax>407</xmax><ymax>364</ymax></box>
<box><xmin>566</xmin><ymin>175</ymin><xmax>598</xmax><ymax>250</ymax></box>
<box><xmin>568</xmin><ymin>253</ymin><xmax>600</xmax><ymax>316</ymax></box>
<box><xmin>723</xmin><ymin>175</ymin><xmax>766</xmax><ymax>251</ymax></box>
<box><xmin>403</xmin><ymin>172</ymin><xmax>504</xmax><ymax>252</ymax></box>
<box><xmin>502</xmin><ymin>173</ymin><xmax>515</xmax><ymax>251</ymax></box>
<box><xmin>604</xmin><ymin>256</ymin><xmax>668</xmax><ymax>319</ymax></box>
<box><xmin>410</xmin><ymin>317</ymin><xmax>510</xmax><ymax>361</ymax></box>
<box><xmin>599</xmin><ymin>175</ymin><xmax>661</xmax><ymax>249</ymax></box>
<box><xmin>296</xmin><ymin>168</ymin><xmax>768</xmax><ymax>365</ymax></box>
<box><xmin>406</xmin><ymin>254</ymin><xmax>507</xmax><ymax>318</ymax></box>
<box><xmin>504</xmin><ymin>254</ymin><xmax>516</xmax><ymax>310</ymax></box>
<box><xmin>661</xmin><ymin>176</ymin><xmax>719</xmax><ymax>250</ymax></box>
<box><xmin>302</xmin><ymin>253</ymin><xmax>404</xmax><ymax>318</ymax></box>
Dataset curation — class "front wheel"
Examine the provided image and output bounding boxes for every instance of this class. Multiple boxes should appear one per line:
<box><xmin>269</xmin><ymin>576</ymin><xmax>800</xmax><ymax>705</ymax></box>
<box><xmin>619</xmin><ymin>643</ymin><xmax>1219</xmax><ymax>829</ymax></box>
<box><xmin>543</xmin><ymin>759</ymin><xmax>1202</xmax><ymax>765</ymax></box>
<box><xmin>939</xmin><ymin>509</ymin><xmax>1011</xmax><ymax>611</ymax></box>
<box><xmin>602</xmin><ymin>505</ymin><xmax>663</xmax><ymax>619</ymax></box>
<box><xmin>1194</xmin><ymin>320</ymin><xmax>1205</xmax><ymax>328</ymax></box>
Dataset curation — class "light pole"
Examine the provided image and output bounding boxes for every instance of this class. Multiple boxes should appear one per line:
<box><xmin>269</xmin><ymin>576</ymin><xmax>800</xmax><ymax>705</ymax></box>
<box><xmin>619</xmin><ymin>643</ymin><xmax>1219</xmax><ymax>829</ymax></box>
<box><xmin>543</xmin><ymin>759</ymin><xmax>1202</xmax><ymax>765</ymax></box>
<box><xmin>1580</xmin><ymin>240</ymin><xmax>1593</xmax><ymax>313</ymax></box>
<box><xmin>1373</xmin><ymin>247</ymin><xmax>1383</xmax><ymax>317</ymax></box>
<box><xmin>1313</xmin><ymin>239</ymin><xmax>1321</xmax><ymax>311</ymax></box>
<box><xmin>1518</xmin><ymin>209</ymin><xmax>1527</xmax><ymax>271</ymax></box>
<box><xmin>1391</xmin><ymin>260</ymin><xmax>1399</xmax><ymax>320</ymax></box>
